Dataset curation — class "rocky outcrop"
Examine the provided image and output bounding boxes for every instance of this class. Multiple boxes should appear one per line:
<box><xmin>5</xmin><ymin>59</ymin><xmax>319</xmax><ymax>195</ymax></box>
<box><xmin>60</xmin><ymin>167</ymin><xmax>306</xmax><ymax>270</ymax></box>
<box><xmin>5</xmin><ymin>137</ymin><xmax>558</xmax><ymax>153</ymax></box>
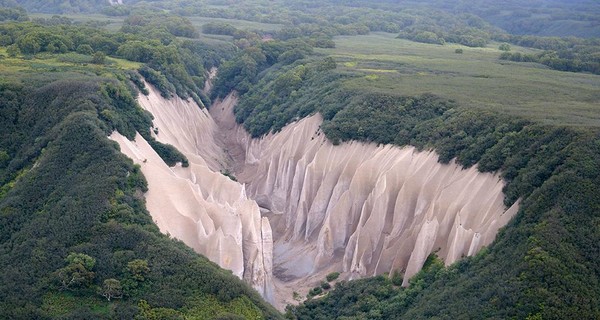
<box><xmin>108</xmin><ymin>0</ymin><xmax>123</xmax><ymax>5</ymax></box>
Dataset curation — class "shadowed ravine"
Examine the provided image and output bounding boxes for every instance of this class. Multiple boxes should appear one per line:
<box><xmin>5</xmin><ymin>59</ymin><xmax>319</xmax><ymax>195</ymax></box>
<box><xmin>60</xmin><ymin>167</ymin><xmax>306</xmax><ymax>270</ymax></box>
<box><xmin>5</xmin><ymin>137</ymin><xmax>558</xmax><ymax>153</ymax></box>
<box><xmin>109</xmin><ymin>83</ymin><xmax>518</xmax><ymax>310</ymax></box>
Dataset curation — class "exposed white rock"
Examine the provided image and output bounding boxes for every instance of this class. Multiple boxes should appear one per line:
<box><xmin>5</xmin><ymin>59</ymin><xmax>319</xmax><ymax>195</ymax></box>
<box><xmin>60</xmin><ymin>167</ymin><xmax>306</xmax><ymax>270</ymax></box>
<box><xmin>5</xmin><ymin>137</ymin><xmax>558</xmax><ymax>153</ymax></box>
<box><xmin>202</xmin><ymin>67</ymin><xmax>218</xmax><ymax>96</ymax></box>
<box><xmin>212</xmin><ymin>97</ymin><xmax>519</xmax><ymax>296</ymax></box>
<box><xmin>110</xmin><ymin>84</ymin><xmax>518</xmax><ymax>310</ymax></box>
<box><xmin>108</xmin><ymin>0</ymin><xmax>123</xmax><ymax>5</ymax></box>
<box><xmin>109</xmin><ymin>84</ymin><xmax>273</xmax><ymax>302</ymax></box>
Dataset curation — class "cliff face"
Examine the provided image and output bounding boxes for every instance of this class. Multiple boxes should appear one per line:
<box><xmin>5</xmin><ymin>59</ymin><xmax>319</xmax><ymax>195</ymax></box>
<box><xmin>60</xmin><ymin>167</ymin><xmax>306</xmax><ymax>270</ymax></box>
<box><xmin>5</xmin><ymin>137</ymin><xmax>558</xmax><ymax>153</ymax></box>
<box><xmin>111</xmin><ymin>86</ymin><xmax>517</xmax><ymax>309</ymax></box>
<box><xmin>109</xmin><ymin>85</ymin><xmax>274</xmax><ymax>302</ymax></box>
<box><xmin>234</xmin><ymin>113</ymin><xmax>519</xmax><ymax>287</ymax></box>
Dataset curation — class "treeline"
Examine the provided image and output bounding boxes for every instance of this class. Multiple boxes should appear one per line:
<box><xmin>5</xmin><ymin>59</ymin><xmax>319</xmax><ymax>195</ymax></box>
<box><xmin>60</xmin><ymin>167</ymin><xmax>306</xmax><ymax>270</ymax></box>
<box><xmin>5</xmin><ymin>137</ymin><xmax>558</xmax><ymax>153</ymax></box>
<box><xmin>213</xmin><ymin>36</ymin><xmax>600</xmax><ymax>319</ymax></box>
<box><xmin>192</xmin><ymin>1</ymin><xmax>499</xmax><ymax>48</ymax></box>
<box><xmin>496</xmin><ymin>35</ymin><xmax>600</xmax><ymax>74</ymax></box>
<box><xmin>0</xmin><ymin>0</ymin><xmax>125</xmax><ymax>13</ymax></box>
<box><xmin>0</xmin><ymin>71</ymin><xmax>281</xmax><ymax>318</ymax></box>
<box><xmin>395</xmin><ymin>9</ymin><xmax>497</xmax><ymax>47</ymax></box>
<box><xmin>0</xmin><ymin>5</ymin><xmax>28</xmax><ymax>22</ymax></box>
<box><xmin>7</xmin><ymin>1</ymin><xmax>598</xmax><ymax>75</ymax></box>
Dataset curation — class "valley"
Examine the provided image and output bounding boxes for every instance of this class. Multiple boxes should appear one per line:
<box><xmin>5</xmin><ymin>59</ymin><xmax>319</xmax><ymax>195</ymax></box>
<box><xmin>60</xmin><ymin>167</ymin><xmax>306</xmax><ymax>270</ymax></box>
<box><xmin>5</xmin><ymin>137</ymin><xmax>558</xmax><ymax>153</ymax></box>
<box><xmin>110</xmin><ymin>80</ymin><xmax>518</xmax><ymax>310</ymax></box>
<box><xmin>0</xmin><ymin>1</ymin><xmax>599</xmax><ymax>318</ymax></box>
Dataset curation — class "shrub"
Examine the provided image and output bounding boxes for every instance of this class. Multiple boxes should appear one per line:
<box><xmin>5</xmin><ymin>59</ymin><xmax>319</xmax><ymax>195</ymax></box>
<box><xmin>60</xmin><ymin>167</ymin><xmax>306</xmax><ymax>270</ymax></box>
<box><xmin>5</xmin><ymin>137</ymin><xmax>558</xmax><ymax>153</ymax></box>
<box><xmin>326</xmin><ymin>272</ymin><xmax>340</xmax><ymax>282</ymax></box>
<box><xmin>499</xmin><ymin>43</ymin><xmax>511</xmax><ymax>51</ymax></box>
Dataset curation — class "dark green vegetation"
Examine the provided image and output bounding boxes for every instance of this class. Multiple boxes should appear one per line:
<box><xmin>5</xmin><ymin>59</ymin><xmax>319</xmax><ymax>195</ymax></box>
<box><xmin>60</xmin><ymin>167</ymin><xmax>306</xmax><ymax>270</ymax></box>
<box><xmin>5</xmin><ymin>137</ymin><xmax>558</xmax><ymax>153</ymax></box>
<box><xmin>0</xmin><ymin>11</ymin><xmax>235</xmax><ymax>104</ymax></box>
<box><xmin>0</xmin><ymin>75</ymin><xmax>279</xmax><ymax>319</ymax></box>
<box><xmin>0</xmin><ymin>18</ymin><xmax>280</xmax><ymax>320</ymax></box>
<box><xmin>0</xmin><ymin>5</ymin><xmax>27</xmax><ymax>21</ymax></box>
<box><xmin>499</xmin><ymin>38</ymin><xmax>600</xmax><ymax>74</ymax></box>
<box><xmin>10</xmin><ymin>0</ymin><xmax>599</xmax><ymax>37</ymax></box>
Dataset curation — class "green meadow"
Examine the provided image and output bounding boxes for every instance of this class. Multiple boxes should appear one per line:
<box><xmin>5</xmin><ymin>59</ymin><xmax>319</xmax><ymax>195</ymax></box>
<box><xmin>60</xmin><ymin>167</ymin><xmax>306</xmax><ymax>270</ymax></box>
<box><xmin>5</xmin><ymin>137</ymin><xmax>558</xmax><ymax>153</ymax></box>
<box><xmin>0</xmin><ymin>49</ymin><xmax>141</xmax><ymax>86</ymax></box>
<box><xmin>319</xmin><ymin>33</ymin><xmax>600</xmax><ymax>127</ymax></box>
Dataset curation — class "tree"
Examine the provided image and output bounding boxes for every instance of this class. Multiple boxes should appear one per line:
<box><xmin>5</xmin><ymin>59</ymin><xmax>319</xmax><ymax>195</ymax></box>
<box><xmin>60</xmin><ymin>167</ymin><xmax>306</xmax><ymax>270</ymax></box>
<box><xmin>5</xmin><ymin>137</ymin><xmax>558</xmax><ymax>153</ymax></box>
<box><xmin>66</xmin><ymin>253</ymin><xmax>96</xmax><ymax>270</ymax></box>
<box><xmin>54</xmin><ymin>253</ymin><xmax>96</xmax><ymax>290</ymax></box>
<box><xmin>499</xmin><ymin>43</ymin><xmax>511</xmax><ymax>51</ymax></box>
<box><xmin>0</xmin><ymin>150</ymin><xmax>8</xmax><ymax>166</ymax></box>
<box><xmin>76</xmin><ymin>44</ymin><xmax>94</xmax><ymax>55</ymax></box>
<box><xmin>127</xmin><ymin>259</ymin><xmax>150</xmax><ymax>282</ymax></box>
<box><xmin>326</xmin><ymin>272</ymin><xmax>340</xmax><ymax>282</ymax></box>
<box><xmin>91</xmin><ymin>51</ymin><xmax>106</xmax><ymax>64</ymax></box>
<box><xmin>17</xmin><ymin>34</ymin><xmax>41</xmax><ymax>55</ymax></box>
<box><xmin>100</xmin><ymin>279</ymin><xmax>123</xmax><ymax>301</ymax></box>
<box><xmin>6</xmin><ymin>44</ymin><xmax>19</xmax><ymax>57</ymax></box>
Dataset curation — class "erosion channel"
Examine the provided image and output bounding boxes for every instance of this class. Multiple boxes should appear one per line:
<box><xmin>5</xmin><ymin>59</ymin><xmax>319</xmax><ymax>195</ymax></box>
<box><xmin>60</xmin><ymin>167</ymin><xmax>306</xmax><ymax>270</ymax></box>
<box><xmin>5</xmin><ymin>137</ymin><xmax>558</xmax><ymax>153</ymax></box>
<box><xmin>109</xmin><ymin>82</ymin><xmax>519</xmax><ymax>310</ymax></box>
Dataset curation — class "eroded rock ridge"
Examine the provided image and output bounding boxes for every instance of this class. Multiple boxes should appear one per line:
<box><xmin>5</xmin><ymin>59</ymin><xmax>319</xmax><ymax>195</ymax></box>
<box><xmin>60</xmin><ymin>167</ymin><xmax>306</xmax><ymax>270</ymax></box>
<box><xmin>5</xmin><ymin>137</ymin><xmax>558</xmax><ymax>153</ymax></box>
<box><xmin>111</xmin><ymin>84</ymin><xmax>518</xmax><ymax>309</ymax></box>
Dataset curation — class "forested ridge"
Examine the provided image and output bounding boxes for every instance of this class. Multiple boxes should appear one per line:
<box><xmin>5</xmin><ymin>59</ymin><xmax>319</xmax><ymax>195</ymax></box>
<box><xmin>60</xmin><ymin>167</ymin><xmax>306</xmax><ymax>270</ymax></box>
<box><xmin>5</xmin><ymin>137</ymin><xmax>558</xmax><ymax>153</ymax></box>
<box><xmin>0</xmin><ymin>14</ymin><xmax>281</xmax><ymax>319</ymax></box>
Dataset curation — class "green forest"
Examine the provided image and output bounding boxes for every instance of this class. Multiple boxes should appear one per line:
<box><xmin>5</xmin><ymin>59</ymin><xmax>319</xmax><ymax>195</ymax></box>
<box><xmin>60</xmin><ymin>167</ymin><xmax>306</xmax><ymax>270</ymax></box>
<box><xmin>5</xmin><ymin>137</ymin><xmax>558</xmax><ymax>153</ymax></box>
<box><xmin>0</xmin><ymin>0</ymin><xmax>599</xmax><ymax>319</ymax></box>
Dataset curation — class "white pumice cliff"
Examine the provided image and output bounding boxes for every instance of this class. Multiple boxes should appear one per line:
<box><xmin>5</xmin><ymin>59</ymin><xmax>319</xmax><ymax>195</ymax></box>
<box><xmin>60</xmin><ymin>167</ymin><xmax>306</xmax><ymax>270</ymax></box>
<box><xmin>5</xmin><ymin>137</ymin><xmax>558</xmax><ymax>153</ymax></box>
<box><xmin>109</xmin><ymin>85</ymin><xmax>274</xmax><ymax>302</ymax></box>
<box><xmin>110</xmin><ymin>82</ymin><xmax>518</xmax><ymax>309</ymax></box>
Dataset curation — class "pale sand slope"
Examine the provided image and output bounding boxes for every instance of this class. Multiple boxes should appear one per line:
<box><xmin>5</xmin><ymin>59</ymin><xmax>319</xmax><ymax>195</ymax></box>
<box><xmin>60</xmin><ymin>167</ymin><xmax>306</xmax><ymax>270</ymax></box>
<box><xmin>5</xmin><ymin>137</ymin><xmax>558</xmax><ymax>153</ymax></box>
<box><xmin>202</xmin><ymin>67</ymin><xmax>218</xmax><ymax>96</ymax></box>
<box><xmin>110</xmin><ymin>84</ymin><xmax>518</xmax><ymax>309</ymax></box>
<box><xmin>209</xmin><ymin>94</ymin><xmax>518</xmax><ymax>307</ymax></box>
<box><xmin>109</xmin><ymin>85</ymin><xmax>274</xmax><ymax>302</ymax></box>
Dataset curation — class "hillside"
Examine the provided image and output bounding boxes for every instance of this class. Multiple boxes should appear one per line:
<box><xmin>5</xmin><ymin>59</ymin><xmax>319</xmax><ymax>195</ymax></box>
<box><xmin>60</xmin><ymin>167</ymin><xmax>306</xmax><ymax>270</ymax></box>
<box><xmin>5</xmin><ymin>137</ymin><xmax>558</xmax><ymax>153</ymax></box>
<box><xmin>0</xmin><ymin>17</ymin><xmax>281</xmax><ymax>320</ymax></box>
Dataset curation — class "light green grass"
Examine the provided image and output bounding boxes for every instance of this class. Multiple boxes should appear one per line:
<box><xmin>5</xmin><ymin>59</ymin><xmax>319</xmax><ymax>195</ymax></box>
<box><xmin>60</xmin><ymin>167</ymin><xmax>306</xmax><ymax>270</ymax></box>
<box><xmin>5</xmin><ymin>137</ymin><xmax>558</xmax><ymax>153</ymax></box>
<box><xmin>0</xmin><ymin>49</ymin><xmax>141</xmax><ymax>84</ymax></box>
<box><xmin>107</xmin><ymin>56</ymin><xmax>141</xmax><ymax>70</ymax></box>
<box><xmin>318</xmin><ymin>32</ymin><xmax>600</xmax><ymax>127</ymax></box>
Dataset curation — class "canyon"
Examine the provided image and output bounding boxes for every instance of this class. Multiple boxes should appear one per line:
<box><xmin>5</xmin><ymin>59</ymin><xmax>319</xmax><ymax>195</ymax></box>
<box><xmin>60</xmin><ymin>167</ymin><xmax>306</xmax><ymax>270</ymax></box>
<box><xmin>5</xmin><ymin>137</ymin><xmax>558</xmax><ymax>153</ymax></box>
<box><xmin>110</xmin><ymin>83</ymin><xmax>518</xmax><ymax>309</ymax></box>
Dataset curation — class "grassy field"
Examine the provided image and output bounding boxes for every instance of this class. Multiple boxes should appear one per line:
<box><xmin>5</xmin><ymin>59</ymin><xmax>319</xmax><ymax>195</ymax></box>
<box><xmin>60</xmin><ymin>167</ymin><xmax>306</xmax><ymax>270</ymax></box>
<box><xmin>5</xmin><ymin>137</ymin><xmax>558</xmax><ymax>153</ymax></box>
<box><xmin>318</xmin><ymin>33</ymin><xmax>600</xmax><ymax>127</ymax></box>
<box><xmin>0</xmin><ymin>48</ymin><xmax>141</xmax><ymax>86</ymax></box>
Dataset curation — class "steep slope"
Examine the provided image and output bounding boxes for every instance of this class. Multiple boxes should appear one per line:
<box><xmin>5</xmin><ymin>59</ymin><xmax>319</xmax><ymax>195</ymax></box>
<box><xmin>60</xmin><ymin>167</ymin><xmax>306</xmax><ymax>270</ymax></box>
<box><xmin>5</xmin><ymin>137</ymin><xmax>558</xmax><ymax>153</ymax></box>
<box><xmin>238</xmin><ymin>114</ymin><xmax>518</xmax><ymax>284</ymax></box>
<box><xmin>116</xmin><ymin>83</ymin><xmax>518</xmax><ymax>309</ymax></box>
<box><xmin>211</xmin><ymin>95</ymin><xmax>518</xmax><ymax>306</ymax></box>
<box><xmin>0</xmin><ymin>78</ymin><xmax>281</xmax><ymax>319</ymax></box>
<box><xmin>109</xmin><ymin>84</ymin><xmax>275</xmax><ymax>301</ymax></box>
